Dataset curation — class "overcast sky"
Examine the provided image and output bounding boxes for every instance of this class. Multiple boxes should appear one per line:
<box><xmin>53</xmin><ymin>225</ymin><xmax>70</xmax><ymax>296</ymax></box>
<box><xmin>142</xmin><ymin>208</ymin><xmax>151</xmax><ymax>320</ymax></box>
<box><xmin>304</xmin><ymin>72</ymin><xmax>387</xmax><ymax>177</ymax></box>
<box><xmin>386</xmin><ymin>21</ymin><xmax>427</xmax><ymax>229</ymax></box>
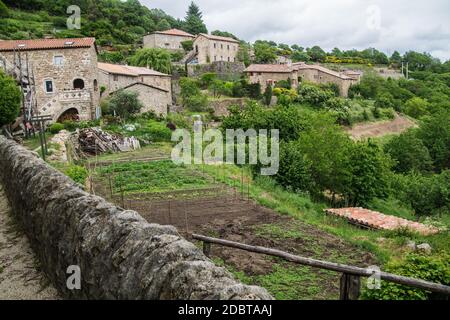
<box><xmin>141</xmin><ymin>0</ymin><xmax>450</xmax><ymax>61</ymax></box>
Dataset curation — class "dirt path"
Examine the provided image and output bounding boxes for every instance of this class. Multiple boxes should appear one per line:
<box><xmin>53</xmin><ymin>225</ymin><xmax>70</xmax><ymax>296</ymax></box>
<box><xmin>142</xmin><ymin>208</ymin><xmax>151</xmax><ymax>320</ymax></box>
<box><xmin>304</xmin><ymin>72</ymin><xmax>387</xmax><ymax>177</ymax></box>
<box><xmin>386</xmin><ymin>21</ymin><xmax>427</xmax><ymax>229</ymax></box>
<box><xmin>347</xmin><ymin>114</ymin><xmax>416</xmax><ymax>140</ymax></box>
<box><xmin>0</xmin><ymin>186</ymin><xmax>59</xmax><ymax>300</ymax></box>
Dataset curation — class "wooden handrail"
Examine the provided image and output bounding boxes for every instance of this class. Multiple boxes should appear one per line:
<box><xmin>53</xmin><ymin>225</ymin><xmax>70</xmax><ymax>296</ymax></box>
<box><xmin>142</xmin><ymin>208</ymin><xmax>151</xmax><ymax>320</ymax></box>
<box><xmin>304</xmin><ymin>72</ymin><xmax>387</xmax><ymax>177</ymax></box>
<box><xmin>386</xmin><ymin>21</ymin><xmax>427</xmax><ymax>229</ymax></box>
<box><xmin>192</xmin><ymin>233</ymin><xmax>450</xmax><ymax>296</ymax></box>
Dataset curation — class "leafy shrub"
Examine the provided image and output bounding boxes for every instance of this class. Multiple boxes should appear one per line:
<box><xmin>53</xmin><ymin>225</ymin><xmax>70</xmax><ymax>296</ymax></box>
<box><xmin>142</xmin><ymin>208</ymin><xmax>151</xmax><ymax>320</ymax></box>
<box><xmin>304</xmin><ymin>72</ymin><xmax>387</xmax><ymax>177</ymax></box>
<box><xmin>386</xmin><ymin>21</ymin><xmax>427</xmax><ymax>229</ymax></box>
<box><xmin>167</xmin><ymin>113</ymin><xmax>190</xmax><ymax>129</ymax></box>
<box><xmin>49</xmin><ymin>123</ymin><xmax>64</xmax><ymax>134</ymax></box>
<box><xmin>64</xmin><ymin>165</ymin><xmax>88</xmax><ymax>185</ymax></box>
<box><xmin>296</xmin><ymin>83</ymin><xmax>334</xmax><ymax>107</ymax></box>
<box><xmin>62</xmin><ymin>120</ymin><xmax>78</xmax><ymax>132</ymax></box>
<box><xmin>362</xmin><ymin>253</ymin><xmax>450</xmax><ymax>300</ymax></box>
<box><xmin>105</xmin><ymin>90</ymin><xmax>143</xmax><ymax>120</ymax></box>
<box><xmin>135</xmin><ymin>120</ymin><xmax>172</xmax><ymax>142</ymax></box>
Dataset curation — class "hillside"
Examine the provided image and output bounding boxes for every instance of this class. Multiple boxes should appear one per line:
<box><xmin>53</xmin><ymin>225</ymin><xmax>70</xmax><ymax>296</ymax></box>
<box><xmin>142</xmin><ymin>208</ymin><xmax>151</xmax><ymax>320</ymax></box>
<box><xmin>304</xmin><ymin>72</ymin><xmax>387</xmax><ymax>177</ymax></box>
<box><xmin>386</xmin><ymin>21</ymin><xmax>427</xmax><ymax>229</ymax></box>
<box><xmin>0</xmin><ymin>0</ymin><xmax>184</xmax><ymax>48</ymax></box>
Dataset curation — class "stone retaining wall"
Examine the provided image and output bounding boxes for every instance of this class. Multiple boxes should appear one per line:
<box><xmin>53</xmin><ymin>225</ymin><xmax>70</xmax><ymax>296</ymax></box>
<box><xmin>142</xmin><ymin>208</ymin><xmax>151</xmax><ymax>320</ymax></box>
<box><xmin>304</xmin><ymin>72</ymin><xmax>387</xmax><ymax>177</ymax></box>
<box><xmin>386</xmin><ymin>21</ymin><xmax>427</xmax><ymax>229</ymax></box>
<box><xmin>0</xmin><ymin>136</ymin><xmax>272</xmax><ymax>300</ymax></box>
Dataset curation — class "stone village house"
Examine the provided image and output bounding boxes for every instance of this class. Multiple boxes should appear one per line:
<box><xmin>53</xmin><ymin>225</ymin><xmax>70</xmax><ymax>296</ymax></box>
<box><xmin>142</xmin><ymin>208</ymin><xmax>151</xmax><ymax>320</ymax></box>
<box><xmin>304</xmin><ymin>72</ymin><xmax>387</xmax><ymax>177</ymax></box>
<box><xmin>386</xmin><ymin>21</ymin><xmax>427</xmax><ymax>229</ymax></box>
<box><xmin>0</xmin><ymin>38</ymin><xmax>100</xmax><ymax>122</ymax></box>
<box><xmin>190</xmin><ymin>33</ymin><xmax>239</xmax><ymax>65</ymax></box>
<box><xmin>98</xmin><ymin>63</ymin><xmax>172</xmax><ymax>116</ymax></box>
<box><xmin>143</xmin><ymin>28</ymin><xmax>195</xmax><ymax>51</ymax></box>
<box><xmin>142</xmin><ymin>29</ymin><xmax>240</xmax><ymax>65</ymax></box>
<box><xmin>244</xmin><ymin>62</ymin><xmax>360</xmax><ymax>97</ymax></box>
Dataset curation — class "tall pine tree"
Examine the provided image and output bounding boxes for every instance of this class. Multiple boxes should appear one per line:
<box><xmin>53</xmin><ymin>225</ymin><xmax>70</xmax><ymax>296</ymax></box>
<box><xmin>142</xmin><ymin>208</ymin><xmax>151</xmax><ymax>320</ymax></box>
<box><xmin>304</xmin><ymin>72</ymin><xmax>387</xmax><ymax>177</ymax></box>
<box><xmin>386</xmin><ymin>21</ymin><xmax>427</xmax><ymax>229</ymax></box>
<box><xmin>184</xmin><ymin>1</ymin><xmax>207</xmax><ymax>35</ymax></box>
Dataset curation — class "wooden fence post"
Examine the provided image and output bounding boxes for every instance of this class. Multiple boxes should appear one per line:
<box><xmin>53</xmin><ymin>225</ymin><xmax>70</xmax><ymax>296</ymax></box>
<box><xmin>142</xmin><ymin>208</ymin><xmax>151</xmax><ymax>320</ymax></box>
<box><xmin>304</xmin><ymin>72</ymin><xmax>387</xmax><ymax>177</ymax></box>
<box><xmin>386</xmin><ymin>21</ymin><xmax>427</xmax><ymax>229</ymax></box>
<box><xmin>340</xmin><ymin>273</ymin><xmax>361</xmax><ymax>300</ymax></box>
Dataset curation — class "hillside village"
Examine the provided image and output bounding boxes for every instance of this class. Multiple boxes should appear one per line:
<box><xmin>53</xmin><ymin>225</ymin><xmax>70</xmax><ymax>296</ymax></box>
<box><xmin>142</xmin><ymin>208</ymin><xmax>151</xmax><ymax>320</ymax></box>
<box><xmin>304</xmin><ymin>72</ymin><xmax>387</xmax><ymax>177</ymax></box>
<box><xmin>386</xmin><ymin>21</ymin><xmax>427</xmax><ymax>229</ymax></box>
<box><xmin>0</xmin><ymin>0</ymin><xmax>449</xmax><ymax>303</ymax></box>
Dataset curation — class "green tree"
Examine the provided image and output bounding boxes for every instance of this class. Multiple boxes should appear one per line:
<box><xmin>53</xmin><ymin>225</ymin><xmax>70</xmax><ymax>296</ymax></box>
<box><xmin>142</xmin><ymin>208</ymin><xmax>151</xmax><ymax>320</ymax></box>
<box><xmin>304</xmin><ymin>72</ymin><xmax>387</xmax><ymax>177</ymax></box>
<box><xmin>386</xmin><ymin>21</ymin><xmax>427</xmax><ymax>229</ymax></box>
<box><xmin>155</xmin><ymin>18</ymin><xmax>171</xmax><ymax>31</ymax></box>
<box><xmin>390</xmin><ymin>51</ymin><xmax>402</xmax><ymax>67</ymax></box>
<box><xmin>0</xmin><ymin>70</ymin><xmax>21</xmax><ymax>137</ymax></box>
<box><xmin>0</xmin><ymin>0</ymin><xmax>8</xmax><ymax>17</ymax></box>
<box><xmin>128</xmin><ymin>48</ymin><xmax>172</xmax><ymax>74</ymax></box>
<box><xmin>346</xmin><ymin>141</ymin><xmax>391</xmax><ymax>205</ymax></box>
<box><xmin>211</xmin><ymin>30</ymin><xmax>238</xmax><ymax>40</ymax></box>
<box><xmin>184</xmin><ymin>1</ymin><xmax>207</xmax><ymax>35</ymax></box>
<box><xmin>384</xmin><ymin>130</ymin><xmax>433</xmax><ymax>174</ymax></box>
<box><xmin>254</xmin><ymin>42</ymin><xmax>277</xmax><ymax>64</ymax></box>
<box><xmin>306</xmin><ymin>46</ymin><xmax>326</xmax><ymax>62</ymax></box>
<box><xmin>263</xmin><ymin>85</ymin><xmax>273</xmax><ymax>106</ymax></box>
<box><xmin>403</xmin><ymin>97</ymin><xmax>430</xmax><ymax>119</ymax></box>
<box><xmin>106</xmin><ymin>90</ymin><xmax>143</xmax><ymax>119</ymax></box>
<box><xmin>417</xmin><ymin>110</ymin><xmax>450</xmax><ymax>172</ymax></box>
<box><xmin>297</xmin><ymin>112</ymin><xmax>352</xmax><ymax>200</ymax></box>
<box><xmin>181</xmin><ymin>40</ymin><xmax>194</xmax><ymax>52</ymax></box>
<box><xmin>276</xmin><ymin>140</ymin><xmax>314</xmax><ymax>193</ymax></box>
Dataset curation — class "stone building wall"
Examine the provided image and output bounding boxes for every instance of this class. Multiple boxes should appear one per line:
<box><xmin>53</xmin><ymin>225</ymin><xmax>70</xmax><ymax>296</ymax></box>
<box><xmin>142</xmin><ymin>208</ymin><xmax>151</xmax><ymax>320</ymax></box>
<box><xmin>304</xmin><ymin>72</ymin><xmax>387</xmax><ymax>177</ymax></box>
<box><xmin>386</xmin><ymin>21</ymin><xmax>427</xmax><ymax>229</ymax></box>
<box><xmin>193</xmin><ymin>35</ymin><xmax>239</xmax><ymax>64</ymax></box>
<box><xmin>0</xmin><ymin>136</ymin><xmax>272</xmax><ymax>300</ymax></box>
<box><xmin>187</xmin><ymin>61</ymin><xmax>245</xmax><ymax>80</ymax></box>
<box><xmin>1</xmin><ymin>46</ymin><xmax>99</xmax><ymax>121</ymax></box>
<box><xmin>143</xmin><ymin>33</ymin><xmax>193</xmax><ymax>51</ymax></box>
<box><xmin>124</xmin><ymin>84</ymin><xmax>170</xmax><ymax>116</ymax></box>
<box><xmin>297</xmin><ymin>68</ymin><xmax>355</xmax><ymax>97</ymax></box>
<box><xmin>247</xmin><ymin>72</ymin><xmax>298</xmax><ymax>92</ymax></box>
<box><xmin>98</xmin><ymin>72</ymin><xmax>172</xmax><ymax>116</ymax></box>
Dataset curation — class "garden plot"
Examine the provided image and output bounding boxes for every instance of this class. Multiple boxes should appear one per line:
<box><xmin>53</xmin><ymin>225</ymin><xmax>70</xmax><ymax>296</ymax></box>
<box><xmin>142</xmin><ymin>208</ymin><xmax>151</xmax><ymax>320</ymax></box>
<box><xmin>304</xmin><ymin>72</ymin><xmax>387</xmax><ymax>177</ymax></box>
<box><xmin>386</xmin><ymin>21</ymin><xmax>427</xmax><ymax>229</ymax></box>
<box><xmin>90</xmin><ymin>160</ymin><xmax>376</xmax><ymax>299</ymax></box>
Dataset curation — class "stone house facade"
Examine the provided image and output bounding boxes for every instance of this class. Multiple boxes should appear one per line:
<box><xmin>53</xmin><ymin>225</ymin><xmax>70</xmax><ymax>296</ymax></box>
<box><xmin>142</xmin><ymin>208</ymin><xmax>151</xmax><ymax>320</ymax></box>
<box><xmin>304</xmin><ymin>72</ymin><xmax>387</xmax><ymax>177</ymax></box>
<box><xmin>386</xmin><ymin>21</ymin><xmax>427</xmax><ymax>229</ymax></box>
<box><xmin>244</xmin><ymin>64</ymin><xmax>299</xmax><ymax>92</ymax></box>
<box><xmin>244</xmin><ymin>62</ymin><xmax>359</xmax><ymax>97</ymax></box>
<box><xmin>98</xmin><ymin>63</ymin><xmax>171</xmax><ymax>116</ymax></box>
<box><xmin>143</xmin><ymin>29</ymin><xmax>194</xmax><ymax>51</ymax></box>
<box><xmin>191</xmin><ymin>34</ymin><xmax>239</xmax><ymax>65</ymax></box>
<box><xmin>0</xmin><ymin>38</ymin><xmax>100</xmax><ymax>122</ymax></box>
<box><xmin>293</xmin><ymin>62</ymin><xmax>358</xmax><ymax>97</ymax></box>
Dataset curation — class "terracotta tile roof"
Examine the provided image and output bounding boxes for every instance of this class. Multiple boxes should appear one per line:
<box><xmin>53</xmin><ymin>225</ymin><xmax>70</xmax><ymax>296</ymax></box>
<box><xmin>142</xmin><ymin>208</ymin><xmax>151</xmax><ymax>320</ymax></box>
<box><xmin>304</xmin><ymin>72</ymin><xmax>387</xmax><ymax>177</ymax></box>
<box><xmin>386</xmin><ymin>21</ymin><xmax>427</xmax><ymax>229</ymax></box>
<box><xmin>324</xmin><ymin>207</ymin><xmax>439</xmax><ymax>235</ymax></box>
<box><xmin>292</xmin><ymin>62</ymin><xmax>352</xmax><ymax>80</ymax></box>
<box><xmin>244</xmin><ymin>64</ymin><xmax>292</xmax><ymax>73</ymax></box>
<box><xmin>0</xmin><ymin>38</ymin><xmax>96</xmax><ymax>52</ymax></box>
<box><xmin>197</xmin><ymin>33</ymin><xmax>240</xmax><ymax>43</ymax></box>
<box><xmin>154</xmin><ymin>28</ymin><xmax>194</xmax><ymax>38</ymax></box>
<box><xmin>98</xmin><ymin>62</ymin><xmax>170</xmax><ymax>77</ymax></box>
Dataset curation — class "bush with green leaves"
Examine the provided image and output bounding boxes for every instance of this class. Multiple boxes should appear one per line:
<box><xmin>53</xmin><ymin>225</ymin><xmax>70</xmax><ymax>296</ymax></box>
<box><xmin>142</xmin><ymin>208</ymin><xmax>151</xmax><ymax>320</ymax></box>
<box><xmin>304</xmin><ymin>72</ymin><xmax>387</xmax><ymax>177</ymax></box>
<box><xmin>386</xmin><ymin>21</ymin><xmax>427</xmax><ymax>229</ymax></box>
<box><xmin>49</xmin><ymin>123</ymin><xmax>64</xmax><ymax>134</ymax></box>
<box><xmin>362</xmin><ymin>253</ymin><xmax>450</xmax><ymax>300</ymax></box>
<box><xmin>127</xmin><ymin>48</ymin><xmax>172</xmax><ymax>74</ymax></box>
<box><xmin>105</xmin><ymin>90</ymin><xmax>143</xmax><ymax>120</ymax></box>
<box><xmin>0</xmin><ymin>70</ymin><xmax>21</xmax><ymax>128</ymax></box>
<box><xmin>181</xmin><ymin>40</ymin><xmax>193</xmax><ymax>52</ymax></box>
<box><xmin>296</xmin><ymin>83</ymin><xmax>334</xmax><ymax>107</ymax></box>
<box><xmin>384</xmin><ymin>129</ymin><xmax>433</xmax><ymax>174</ymax></box>
<box><xmin>64</xmin><ymin>165</ymin><xmax>88</xmax><ymax>185</ymax></box>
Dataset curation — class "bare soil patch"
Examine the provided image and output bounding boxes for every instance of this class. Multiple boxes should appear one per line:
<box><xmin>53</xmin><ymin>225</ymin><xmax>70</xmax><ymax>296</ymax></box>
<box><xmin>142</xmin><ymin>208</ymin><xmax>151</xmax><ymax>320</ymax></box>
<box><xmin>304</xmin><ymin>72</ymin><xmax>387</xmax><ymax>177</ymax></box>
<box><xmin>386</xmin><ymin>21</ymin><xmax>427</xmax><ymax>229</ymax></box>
<box><xmin>347</xmin><ymin>114</ymin><xmax>416</xmax><ymax>140</ymax></box>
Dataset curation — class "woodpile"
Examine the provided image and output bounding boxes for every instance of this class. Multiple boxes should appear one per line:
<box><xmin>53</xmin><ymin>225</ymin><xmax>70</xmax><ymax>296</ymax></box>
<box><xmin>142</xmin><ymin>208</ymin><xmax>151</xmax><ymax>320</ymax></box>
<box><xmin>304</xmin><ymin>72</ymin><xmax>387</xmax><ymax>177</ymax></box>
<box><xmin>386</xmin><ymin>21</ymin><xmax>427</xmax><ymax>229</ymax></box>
<box><xmin>67</xmin><ymin>128</ymin><xmax>140</xmax><ymax>160</ymax></box>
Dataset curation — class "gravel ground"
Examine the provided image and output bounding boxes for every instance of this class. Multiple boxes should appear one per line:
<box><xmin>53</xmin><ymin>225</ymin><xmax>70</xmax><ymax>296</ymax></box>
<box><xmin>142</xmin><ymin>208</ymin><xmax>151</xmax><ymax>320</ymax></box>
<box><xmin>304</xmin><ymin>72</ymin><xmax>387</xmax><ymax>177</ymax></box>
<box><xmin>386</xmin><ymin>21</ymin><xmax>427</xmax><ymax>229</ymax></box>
<box><xmin>0</xmin><ymin>186</ymin><xmax>59</xmax><ymax>300</ymax></box>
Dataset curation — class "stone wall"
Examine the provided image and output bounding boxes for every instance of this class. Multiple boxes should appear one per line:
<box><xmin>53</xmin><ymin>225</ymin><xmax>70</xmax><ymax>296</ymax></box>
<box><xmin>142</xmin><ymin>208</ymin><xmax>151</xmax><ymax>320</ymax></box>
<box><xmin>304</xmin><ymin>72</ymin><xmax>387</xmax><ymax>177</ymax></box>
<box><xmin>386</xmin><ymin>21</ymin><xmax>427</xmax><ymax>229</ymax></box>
<box><xmin>143</xmin><ymin>33</ymin><xmax>193</xmax><ymax>51</ymax></box>
<box><xmin>209</xmin><ymin>98</ymin><xmax>247</xmax><ymax>117</ymax></box>
<box><xmin>187</xmin><ymin>61</ymin><xmax>245</xmax><ymax>80</ymax></box>
<box><xmin>0</xmin><ymin>136</ymin><xmax>272</xmax><ymax>300</ymax></box>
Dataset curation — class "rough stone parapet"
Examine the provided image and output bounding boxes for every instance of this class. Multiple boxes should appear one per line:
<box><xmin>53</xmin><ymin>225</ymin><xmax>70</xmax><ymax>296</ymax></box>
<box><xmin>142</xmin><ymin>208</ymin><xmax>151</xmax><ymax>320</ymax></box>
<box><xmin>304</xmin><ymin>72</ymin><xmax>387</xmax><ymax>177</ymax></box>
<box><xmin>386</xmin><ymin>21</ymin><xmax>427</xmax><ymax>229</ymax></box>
<box><xmin>0</xmin><ymin>136</ymin><xmax>272</xmax><ymax>300</ymax></box>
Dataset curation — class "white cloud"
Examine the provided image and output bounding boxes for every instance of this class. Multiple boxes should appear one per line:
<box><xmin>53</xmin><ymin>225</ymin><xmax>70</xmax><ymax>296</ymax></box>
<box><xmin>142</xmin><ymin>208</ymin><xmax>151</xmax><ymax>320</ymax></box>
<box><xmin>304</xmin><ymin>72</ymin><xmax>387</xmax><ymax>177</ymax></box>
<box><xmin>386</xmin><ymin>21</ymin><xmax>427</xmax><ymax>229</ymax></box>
<box><xmin>141</xmin><ymin>0</ymin><xmax>450</xmax><ymax>61</ymax></box>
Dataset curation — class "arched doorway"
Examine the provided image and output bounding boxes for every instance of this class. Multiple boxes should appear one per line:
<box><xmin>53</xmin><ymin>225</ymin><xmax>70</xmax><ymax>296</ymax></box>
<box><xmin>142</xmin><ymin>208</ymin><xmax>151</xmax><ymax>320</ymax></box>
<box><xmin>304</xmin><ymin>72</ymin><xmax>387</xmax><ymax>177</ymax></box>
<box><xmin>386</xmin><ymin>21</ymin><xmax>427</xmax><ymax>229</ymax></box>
<box><xmin>73</xmin><ymin>78</ymin><xmax>85</xmax><ymax>90</ymax></box>
<box><xmin>57</xmin><ymin>108</ymin><xmax>79</xmax><ymax>122</ymax></box>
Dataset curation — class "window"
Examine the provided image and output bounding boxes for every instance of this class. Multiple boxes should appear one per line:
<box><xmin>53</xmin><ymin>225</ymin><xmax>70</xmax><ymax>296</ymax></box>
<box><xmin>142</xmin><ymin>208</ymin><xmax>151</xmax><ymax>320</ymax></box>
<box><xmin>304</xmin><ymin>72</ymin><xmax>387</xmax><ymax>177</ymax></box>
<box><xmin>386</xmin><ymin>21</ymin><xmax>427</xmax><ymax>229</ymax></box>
<box><xmin>221</xmin><ymin>44</ymin><xmax>223</xmax><ymax>49</ymax></box>
<box><xmin>94</xmin><ymin>79</ymin><xmax>98</xmax><ymax>92</ymax></box>
<box><xmin>227</xmin><ymin>45</ymin><xmax>230</xmax><ymax>50</ymax></box>
<box><xmin>249</xmin><ymin>72</ymin><xmax>254</xmax><ymax>76</ymax></box>
<box><xmin>53</xmin><ymin>55</ymin><xmax>64</xmax><ymax>66</ymax></box>
<box><xmin>73</xmin><ymin>78</ymin><xmax>85</xmax><ymax>90</ymax></box>
<box><xmin>113</xmin><ymin>75</ymin><xmax>118</xmax><ymax>81</ymax></box>
<box><xmin>220</xmin><ymin>56</ymin><xmax>223</xmax><ymax>60</ymax></box>
<box><xmin>45</xmin><ymin>80</ymin><xmax>54</xmax><ymax>93</ymax></box>
<box><xmin>227</xmin><ymin>57</ymin><xmax>230</xmax><ymax>62</ymax></box>
<box><xmin>214</xmin><ymin>43</ymin><xmax>216</xmax><ymax>48</ymax></box>
<box><xmin>214</xmin><ymin>56</ymin><xmax>217</xmax><ymax>61</ymax></box>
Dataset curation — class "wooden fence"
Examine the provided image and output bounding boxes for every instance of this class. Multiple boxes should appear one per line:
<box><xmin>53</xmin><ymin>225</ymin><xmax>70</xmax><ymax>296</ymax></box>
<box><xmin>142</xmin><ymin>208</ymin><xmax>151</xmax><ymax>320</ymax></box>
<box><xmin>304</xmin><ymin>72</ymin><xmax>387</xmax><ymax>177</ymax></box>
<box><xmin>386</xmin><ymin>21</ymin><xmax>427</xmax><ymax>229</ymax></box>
<box><xmin>192</xmin><ymin>234</ymin><xmax>450</xmax><ymax>300</ymax></box>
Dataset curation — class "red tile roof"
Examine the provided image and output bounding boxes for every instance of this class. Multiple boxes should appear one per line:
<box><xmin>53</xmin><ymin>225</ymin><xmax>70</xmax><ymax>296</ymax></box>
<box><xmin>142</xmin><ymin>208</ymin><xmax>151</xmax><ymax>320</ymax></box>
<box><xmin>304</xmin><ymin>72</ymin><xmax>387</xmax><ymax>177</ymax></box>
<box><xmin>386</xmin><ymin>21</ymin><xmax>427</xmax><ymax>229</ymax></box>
<box><xmin>197</xmin><ymin>33</ymin><xmax>240</xmax><ymax>43</ymax></box>
<box><xmin>325</xmin><ymin>207</ymin><xmax>439</xmax><ymax>235</ymax></box>
<box><xmin>98</xmin><ymin>62</ymin><xmax>170</xmax><ymax>77</ymax></box>
<box><xmin>244</xmin><ymin>64</ymin><xmax>292</xmax><ymax>73</ymax></box>
<box><xmin>154</xmin><ymin>28</ymin><xmax>194</xmax><ymax>38</ymax></box>
<box><xmin>0</xmin><ymin>38</ymin><xmax>96</xmax><ymax>52</ymax></box>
